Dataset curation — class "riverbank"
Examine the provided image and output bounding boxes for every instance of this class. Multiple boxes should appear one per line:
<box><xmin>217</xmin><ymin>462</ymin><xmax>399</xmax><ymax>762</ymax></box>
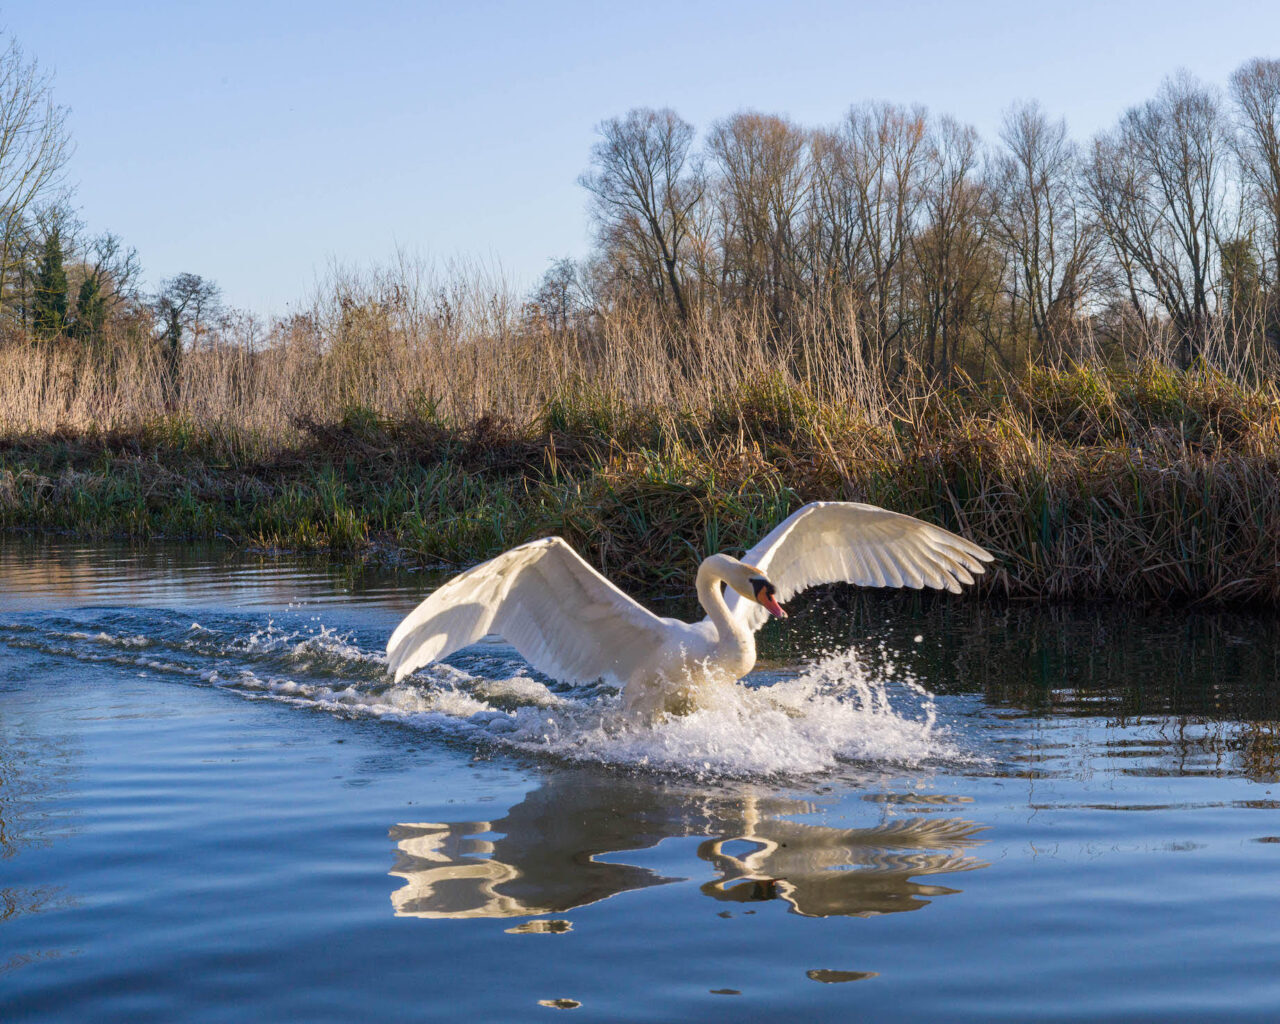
<box><xmin>3</xmin><ymin>363</ymin><xmax>1278</xmax><ymax>605</ymax></box>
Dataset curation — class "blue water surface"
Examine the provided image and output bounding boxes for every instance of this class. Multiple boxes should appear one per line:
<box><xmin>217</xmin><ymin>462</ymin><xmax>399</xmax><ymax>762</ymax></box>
<box><xmin>2</xmin><ymin>541</ymin><xmax>1279</xmax><ymax>1022</ymax></box>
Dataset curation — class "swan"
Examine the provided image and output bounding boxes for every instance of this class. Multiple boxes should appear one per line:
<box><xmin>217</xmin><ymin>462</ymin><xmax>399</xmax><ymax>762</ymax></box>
<box><xmin>386</xmin><ymin>501</ymin><xmax>993</xmax><ymax>718</ymax></box>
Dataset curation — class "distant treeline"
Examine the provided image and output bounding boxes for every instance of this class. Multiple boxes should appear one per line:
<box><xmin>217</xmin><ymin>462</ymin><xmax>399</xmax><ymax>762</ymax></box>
<box><xmin>548</xmin><ymin>59</ymin><xmax>1280</xmax><ymax>380</ymax></box>
<box><xmin>3</xmin><ymin>37</ymin><xmax>1280</xmax><ymax>431</ymax></box>
<box><xmin>0</xmin><ymin>32</ymin><xmax>225</xmax><ymax>374</ymax></box>
<box><xmin>8</xmin><ymin>41</ymin><xmax>1280</xmax><ymax>606</ymax></box>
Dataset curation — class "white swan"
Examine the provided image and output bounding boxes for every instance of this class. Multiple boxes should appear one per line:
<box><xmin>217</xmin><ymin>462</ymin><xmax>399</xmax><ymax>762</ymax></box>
<box><xmin>386</xmin><ymin>501</ymin><xmax>993</xmax><ymax>718</ymax></box>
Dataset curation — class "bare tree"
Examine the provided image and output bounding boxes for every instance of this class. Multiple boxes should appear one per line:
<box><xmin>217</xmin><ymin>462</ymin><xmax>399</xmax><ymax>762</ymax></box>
<box><xmin>849</xmin><ymin>103</ymin><xmax>929</xmax><ymax>361</ymax></box>
<box><xmin>152</xmin><ymin>272</ymin><xmax>219</xmax><ymax>407</ymax></box>
<box><xmin>0</xmin><ymin>37</ymin><xmax>72</xmax><ymax>320</ymax></box>
<box><xmin>1230</xmin><ymin>57</ymin><xmax>1280</xmax><ymax>352</ymax></box>
<box><xmin>992</xmin><ymin>102</ymin><xmax>1101</xmax><ymax>362</ymax></box>
<box><xmin>155</xmin><ymin>272</ymin><xmax>222</xmax><ymax>392</ymax></box>
<box><xmin>565</xmin><ymin>63</ymin><xmax>1280</xmax><ymax>381</ymax></box>
<box><xmin>85</xmin><ymin>232</ymin><xmax>141</xmax><ymax>311</ymax></box>
<box><xmin>809</xmin><ymin>103</ymin><xmax>929</xmax><ymax>362</ymax></box>
<box><xmin>707</xmin><ymin>112</ymin><xmax>810</xmax><ymax>323</ymax></box>
<box><xmin>912</xmin><ymin>116</ymin><xmax>994</xmax><ymax>375</ymax></box>
<box><xmin>1086</xmin><ymin>73</ymin><xmax>1231</xmax><ymax>366</ymax></box>
<box><xmin>580</xmin><ymin>108</ymin><xmax>704</xmax><ymax>321</ymax></box>
<box><xmin>531</xmin><ymin>257</ymin><xmax>583</xmax><ymax>333</ymax></box>
<box><xmin>65</xmin><ymin>232</ymin><xmax>142</xmax><ymax>343</ymax></box>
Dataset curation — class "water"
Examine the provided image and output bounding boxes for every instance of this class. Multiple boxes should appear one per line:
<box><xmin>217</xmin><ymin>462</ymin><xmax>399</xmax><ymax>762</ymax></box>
<box><xmin>2</xmin><ymin>540</ymin><xmax>1279</xmax><ymax>1022</ymax></box>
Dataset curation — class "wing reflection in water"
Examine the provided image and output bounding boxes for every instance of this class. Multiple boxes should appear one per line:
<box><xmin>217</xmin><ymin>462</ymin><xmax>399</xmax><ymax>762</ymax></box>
<box><xmin>389</xmin><ymin>771</ymin><xmax>987</xmax><ymax>921</ymax></box>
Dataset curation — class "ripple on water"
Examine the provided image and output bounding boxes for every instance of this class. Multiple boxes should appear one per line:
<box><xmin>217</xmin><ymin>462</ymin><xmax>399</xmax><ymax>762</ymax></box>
<box><xmin>1</xmin><ymin>612</ymin><xmax>969</xmax><ymax>779</ymax></box>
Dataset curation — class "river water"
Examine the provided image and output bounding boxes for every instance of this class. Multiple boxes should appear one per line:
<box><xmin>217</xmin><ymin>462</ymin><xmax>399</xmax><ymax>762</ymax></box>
<box><xmin>2</xmin><ymin>541</ymin><xmax>1279</xmax><ymax>1022</ymax></box>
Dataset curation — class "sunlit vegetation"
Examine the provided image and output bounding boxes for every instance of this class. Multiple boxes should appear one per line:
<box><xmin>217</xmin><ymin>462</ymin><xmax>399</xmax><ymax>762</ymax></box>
<box><xmin>2</xmin><ymin>357</ymin><xmax>1279</xmax><ymax>605</ymax></box>
<box><xmin>3</xmin><ymin>39</ymin><xmax>1280</xmax><ymax>605</ymax></box>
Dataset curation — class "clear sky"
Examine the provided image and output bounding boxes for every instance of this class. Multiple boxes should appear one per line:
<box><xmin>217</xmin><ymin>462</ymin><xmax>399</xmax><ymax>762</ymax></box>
<box><xmin>6</xmin><ymin>0</ymin><xmax>1279</xmax><ymax>315</ymax></box>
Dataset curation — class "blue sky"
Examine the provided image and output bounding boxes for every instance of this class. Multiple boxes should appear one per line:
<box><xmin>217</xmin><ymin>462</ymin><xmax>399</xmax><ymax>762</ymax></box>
<box><xmin>6</xmin><ymin>0</ymin><xmax>1279</xmax><ymax>314</ymax></box>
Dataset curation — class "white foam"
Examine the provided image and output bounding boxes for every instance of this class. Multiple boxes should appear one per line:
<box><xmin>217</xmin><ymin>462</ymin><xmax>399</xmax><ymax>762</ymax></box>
<box><xmin>210</xmin><ymin>641</ymin><xmax>961</xmax><ymax>779</ymax></box>
<box><xmin>23</xmin><ymin>617</ymin><xmax>966</xmax><ymax>778</ymax></box>
<box><xmin>234</xmin><ymin>621</ymin><xmax>385</xmax><ymax>667</ymax></box>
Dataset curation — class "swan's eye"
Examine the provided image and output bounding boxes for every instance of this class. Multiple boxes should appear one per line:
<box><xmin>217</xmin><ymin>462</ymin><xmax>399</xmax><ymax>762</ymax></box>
<box><xmin>750</xmin><ymin>577</ymin><xmax>787</xmax><ymax>618</ymax></box>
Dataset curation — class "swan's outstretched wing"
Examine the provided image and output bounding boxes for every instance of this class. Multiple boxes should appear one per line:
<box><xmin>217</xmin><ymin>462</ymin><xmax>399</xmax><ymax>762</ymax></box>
<box><xmin>387</xmin><ymin>537</ymin><xmax>673</xmax><ymax>685</ymax></box>
<box><xmin>724</xmin><ymin>502</ymin><xmax>993</xmax><ymax>631</ymax></box>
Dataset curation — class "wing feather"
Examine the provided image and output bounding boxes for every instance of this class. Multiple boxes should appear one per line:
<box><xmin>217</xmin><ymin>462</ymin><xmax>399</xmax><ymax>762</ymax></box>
<box><xmin>723</xmin><ymin>502</ymin><xmax>994</xmax><ymax>630</ymax></box>
<box><xmin>387</xmin><ymin>537</ymin><xmax>672</xmax><ymax>685</ymax></box>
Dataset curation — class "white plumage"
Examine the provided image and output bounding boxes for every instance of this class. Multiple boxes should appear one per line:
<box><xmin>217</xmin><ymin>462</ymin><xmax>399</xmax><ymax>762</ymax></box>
<box><xmin>386</xmin><ymin>536</ymin><xmax>672</xmax><ymax>688</ymax></box>
<box><xmin>722</xmin><ymin>501</ymin><xmax>992</xmax><ymax>631</ymax></box>
<box><xmin>386</xmin><ymin>501</ymin><xmax>993</xmax><ymax>717</ymax></box>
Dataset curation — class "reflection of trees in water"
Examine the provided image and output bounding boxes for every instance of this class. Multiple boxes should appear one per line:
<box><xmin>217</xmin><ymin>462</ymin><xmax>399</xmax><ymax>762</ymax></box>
<box><xmin>771</xmin><ymin>591</ymin><xmax>1280</xmax><ymax>781</ymax></box>
<box><xmin>1237</xmin><ymin>722</ymin><xmax>1280</xmax><ymax>780</ymax></box>
<box><xmin>0</xmin><ymin>948</ymin><xmax>69</xmax><ymax>976</ymax></box>
<box><xmin>789</xmin><ymin>591</ymin><xmax>1280</xmax><ymax>718</ymax></box>
<box><xmin>0</xmin><ymin>539</ymin><xmax>431</xmax><ymax>612</ymax></box>
<box><xmin>1120</xmin><ymin>717</ymin><xmax>1280</xmax><ymax>783</ymax></box>
<box><xmin>0</xmin><ymin>708</ymin><xmax>78</xmax><ymax>967</ymax></box>
<box><xmin>0</xmin><ymin>709</ymin><xmax>79</xmax><ymax>862</ymax></box>
<box><xmin>388</xmin><ymin>771</ymin><xmax>987</xmax><ymax>921</ymax></box>
<box><xmin>1</xmin><ymin>885</ymin><xmax>69</xmax><ymax>924</ymax></box>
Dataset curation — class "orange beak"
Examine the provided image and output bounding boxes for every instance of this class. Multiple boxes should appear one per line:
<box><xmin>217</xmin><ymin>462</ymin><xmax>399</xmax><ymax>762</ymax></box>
<box><xmin>759</xmin><ymin>592</ymin><xmax>787</xmax><ymax>619</ymax></box>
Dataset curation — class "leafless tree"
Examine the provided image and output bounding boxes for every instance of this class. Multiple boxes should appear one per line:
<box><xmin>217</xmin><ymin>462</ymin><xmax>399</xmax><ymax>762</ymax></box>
<box><xmin>991</xmin><ymin>102</ymin><xmax>1101</xmax><ymax>362</ymax></box>
<box><xmin>83</xmin><ymin>232</ymin><xmax>142</xmax><ymax>313</ymax></box>
<box><xmin>1230</xmin><ymin>57</ymin><xmax>1280</xmax><ymax>351</ymax></box>
<box><xmin>809</xmin><ymin>103</ymin><xmax>928</xmax><ymax>362</ymax></box>
<box><xmin>912</xmin><ymin>116</ymin><xmax>994</xmax><ymax>375</ymax></box>
<box><xmin>531</xmin><ymin>257</ymin><xmax>584</xmax><ymax>333</ymax></box>
<box><xmin>580</xmin><ymin>108</ymin><xmax>704</xmax><ymax>322</ymax></box>
<box><xmin>59</xmin><ymin>232</ymin><xmax>143</xmax><ymax>343</ymax></box>
<box><xmin>707</xmin><ymin>112</ymin><xmax>810</xmax><ymax>323</ymax></box>
<box><xmin>1085</xmin><ymin>73</ymin><xmax>1232</xmax><ymax>366</ymax></box>
<box><xmin>156</xmin><ymin>273</ymin><xmax>221</xmax><ymax>350</ymax></box>
<box><xmin>153</xmin><ymin>272</ymin><xmax>221</xmax><ymax>403</ymax></box>
<box><xmin>0</xmin><ymin>37</ymin><xmax>72</xmax><ymax>319</ymax></box>
<box><xmin>566</xmin><ymin>63</ymin><xmax>1280</xmax><ymax>381</ymax></box>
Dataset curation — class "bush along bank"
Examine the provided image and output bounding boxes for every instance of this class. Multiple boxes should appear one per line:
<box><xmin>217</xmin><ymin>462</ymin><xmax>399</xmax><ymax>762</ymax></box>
<box><xmin>3</xmin><ymin>364</ymin><xmax>1280</xmax><ymax>607</ymax></box>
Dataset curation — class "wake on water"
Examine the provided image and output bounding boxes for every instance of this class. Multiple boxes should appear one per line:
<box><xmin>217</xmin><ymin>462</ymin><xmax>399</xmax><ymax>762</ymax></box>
<box><xmin>5</xmin><ymin>613</ymin><xmax>968</xmax><ymax>778</ymax></box>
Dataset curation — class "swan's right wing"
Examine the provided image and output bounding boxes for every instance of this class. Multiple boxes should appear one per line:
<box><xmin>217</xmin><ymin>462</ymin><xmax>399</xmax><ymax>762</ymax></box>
<box><xmin>386</xmin><ymin>537</ymin><xmax>672</xmax><ymax>685</ymax></box>
<box><xmin>724</xmin><ymin>501</ymin><xmax>994</xmax><ymax>631</ymax></box>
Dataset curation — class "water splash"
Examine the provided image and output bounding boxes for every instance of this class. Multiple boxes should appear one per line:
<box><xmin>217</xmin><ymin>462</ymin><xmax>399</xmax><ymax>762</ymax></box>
<box><xmin>2</xmin><ymin>614</ymin><xmax>964</xmax><ymax>778</ymax></box>
<box><xmin>223</xmin><ymin>627</ymin><xmax>963</xmax><ymax>777</ymax></box>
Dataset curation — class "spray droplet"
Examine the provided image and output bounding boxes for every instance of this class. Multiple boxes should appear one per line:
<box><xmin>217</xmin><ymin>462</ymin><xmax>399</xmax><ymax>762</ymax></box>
<box><xmin>913</xmin><ymin>635</ymin><xmax>923</xmax><ymax>643</ymax></box>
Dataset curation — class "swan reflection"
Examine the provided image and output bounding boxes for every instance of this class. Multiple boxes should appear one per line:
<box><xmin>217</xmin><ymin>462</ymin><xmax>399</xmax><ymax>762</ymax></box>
<box><xmin>389</xmin><ymin>771</ymin><xmax>986</xmax><ymax>920</ymax></box>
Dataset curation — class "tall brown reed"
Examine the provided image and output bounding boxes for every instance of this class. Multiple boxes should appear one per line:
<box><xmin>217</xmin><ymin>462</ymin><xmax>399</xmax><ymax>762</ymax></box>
<box><xmin>0</xmin><ymin>261</ymin><xmax>904</xmax><ymax>447</ymax></box>
<box><xmin>5</xmin><ymin>262</ymin><xmax>1280</xmax><ymax>607</ymax></box>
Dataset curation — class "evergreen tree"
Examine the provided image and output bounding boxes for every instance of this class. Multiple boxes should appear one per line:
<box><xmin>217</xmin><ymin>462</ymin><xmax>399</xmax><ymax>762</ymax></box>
<box><xmin>69</xmin><ymin>271</ymin><xmax>106</xmax><ymax>342</ymax></box>
<box><xmin>1221</xmin><ymin>236</ymin><xmax>1264</xmax><ymax>357</ymax></box>
<box><xmin>32</xmin><ymin>225</ymin><xmax>68</xmax><ymax>338</ymax></box>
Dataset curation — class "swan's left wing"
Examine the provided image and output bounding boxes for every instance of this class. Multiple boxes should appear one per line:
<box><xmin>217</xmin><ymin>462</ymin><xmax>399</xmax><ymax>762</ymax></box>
<box><xmin>724</xmin><ymin>501</ymin><xmax>994</xmax><ymax>631</ymax></box>
<box><xmin>386</xmin><ymin>537</ymin><xmax>672</xmax><ymax>685</ymax></box>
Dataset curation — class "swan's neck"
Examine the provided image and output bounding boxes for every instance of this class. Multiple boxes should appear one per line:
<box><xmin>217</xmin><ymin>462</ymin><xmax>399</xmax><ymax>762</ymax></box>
<box><xmin>696</xmin><ymin>555</ymin><xmax>752</xmax><ymax>649</ymax></box>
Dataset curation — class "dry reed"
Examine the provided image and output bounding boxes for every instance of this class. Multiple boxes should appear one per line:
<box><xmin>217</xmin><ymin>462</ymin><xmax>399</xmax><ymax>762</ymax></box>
<box><xmin>3</xmin><ymin>263</ymin><xmax>1280</xmax><ymax>607</ymax></box>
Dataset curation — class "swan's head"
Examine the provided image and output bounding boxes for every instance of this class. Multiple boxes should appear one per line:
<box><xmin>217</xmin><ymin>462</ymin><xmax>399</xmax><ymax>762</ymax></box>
<box><xmin>729</xmin><ymin>561</ymin><xmax>788</xmax><ymax>619</ymax></box>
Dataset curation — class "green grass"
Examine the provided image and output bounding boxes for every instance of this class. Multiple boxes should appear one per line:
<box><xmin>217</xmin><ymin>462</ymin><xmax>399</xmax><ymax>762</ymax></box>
<box><xmin>4</xmin><ymin>364</ymin><xmax>1280</xmax><ymax>605</ymax></box>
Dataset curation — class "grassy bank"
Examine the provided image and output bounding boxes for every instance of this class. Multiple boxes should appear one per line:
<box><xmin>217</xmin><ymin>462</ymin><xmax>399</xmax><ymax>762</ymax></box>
<box><xmin>3</xmin><ymin>363</ymin><xmax>1280</xmax><ymax>606</ymax></box>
